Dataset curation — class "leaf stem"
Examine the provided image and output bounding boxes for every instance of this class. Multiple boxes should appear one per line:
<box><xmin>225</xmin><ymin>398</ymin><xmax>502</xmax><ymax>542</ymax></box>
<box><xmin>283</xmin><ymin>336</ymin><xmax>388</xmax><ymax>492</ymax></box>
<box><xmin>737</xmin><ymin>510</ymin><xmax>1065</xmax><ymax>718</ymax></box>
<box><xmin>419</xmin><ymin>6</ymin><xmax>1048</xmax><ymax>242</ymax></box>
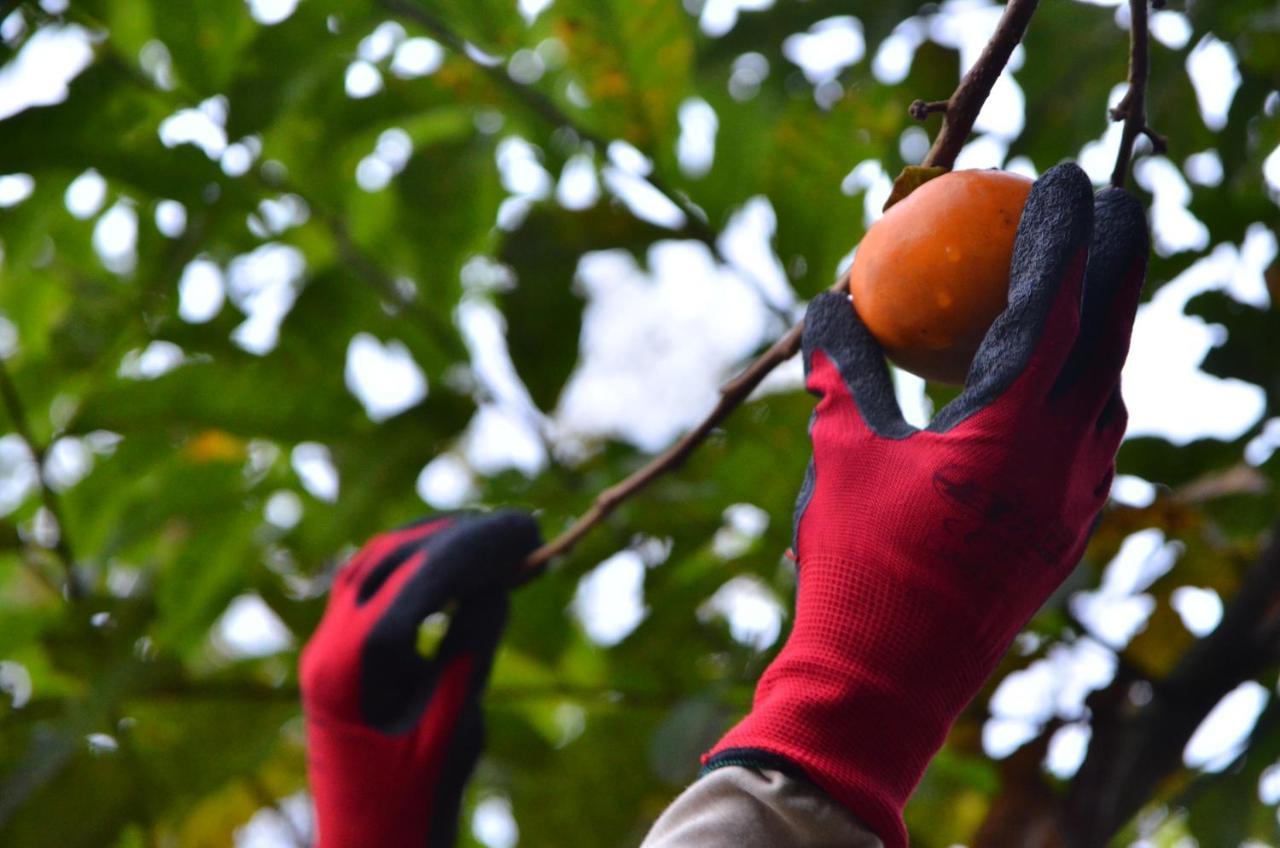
<box><xmin>522</xmin><ymin>0</ymin><xmax>1043</xmax><ymax>573</ymax></box>
<box><xmin>1109</xmin><ymin>0</ymin><xmax>1156</xmax><ymax>189</ymax></box>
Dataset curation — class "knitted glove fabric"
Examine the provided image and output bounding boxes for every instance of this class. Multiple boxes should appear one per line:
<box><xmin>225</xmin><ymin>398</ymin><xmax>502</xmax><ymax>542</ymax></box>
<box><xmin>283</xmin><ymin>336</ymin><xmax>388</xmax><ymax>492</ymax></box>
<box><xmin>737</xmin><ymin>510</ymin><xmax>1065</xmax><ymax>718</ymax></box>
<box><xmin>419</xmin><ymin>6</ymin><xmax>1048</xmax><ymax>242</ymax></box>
<box><xmin>705</xmin><ymin>164</ymin><xmax>1149</xmax><ymax>847</ymax></box>
<box><xmin>301</xmin><ymin>511</ymin><xmax>541</xmax><ymax>848</ymax></box>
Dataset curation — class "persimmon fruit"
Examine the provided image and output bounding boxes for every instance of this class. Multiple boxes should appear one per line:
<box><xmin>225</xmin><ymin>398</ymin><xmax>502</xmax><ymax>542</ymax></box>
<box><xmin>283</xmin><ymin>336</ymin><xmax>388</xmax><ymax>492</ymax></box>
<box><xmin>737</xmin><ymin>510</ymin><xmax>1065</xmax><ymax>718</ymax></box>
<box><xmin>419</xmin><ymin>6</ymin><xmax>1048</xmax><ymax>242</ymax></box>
<box><xmin>848</xmin><ymin>169</ymin><xmax>1034</xmax><ymax>384</ymax></box>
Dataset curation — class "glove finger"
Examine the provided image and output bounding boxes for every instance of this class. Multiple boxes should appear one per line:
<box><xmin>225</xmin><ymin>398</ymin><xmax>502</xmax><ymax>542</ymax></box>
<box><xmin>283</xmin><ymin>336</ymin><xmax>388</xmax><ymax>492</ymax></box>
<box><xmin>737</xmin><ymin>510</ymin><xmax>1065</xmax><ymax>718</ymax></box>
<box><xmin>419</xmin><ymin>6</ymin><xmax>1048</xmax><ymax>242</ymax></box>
<box><xmin>1051</xmin><ymin>188</ymin><xmax>1149</xmax><ymax>415</ymax></box>
<box><xmin>389</xmin><ymin>510</ymin><xmax>542</xmax><ymax>625</ymax></box>
<box><xmin>804</xmin><ymin>290</ymin><xmax>914</xmax><ymax>440</ymax></box>
<box><xmin>931</xmin><ymin>163</ymin><xmax>1094</xmax><ymax>431</ymax></box>
<box><xmin>361</xmin><ymin>590</ymin><xmax>509</xmax><ymax>733</ymax></box>
<box><xmin>353</xmin><ymin>516</ymin><xmax>453</xmax><ymax>604</ymax></box>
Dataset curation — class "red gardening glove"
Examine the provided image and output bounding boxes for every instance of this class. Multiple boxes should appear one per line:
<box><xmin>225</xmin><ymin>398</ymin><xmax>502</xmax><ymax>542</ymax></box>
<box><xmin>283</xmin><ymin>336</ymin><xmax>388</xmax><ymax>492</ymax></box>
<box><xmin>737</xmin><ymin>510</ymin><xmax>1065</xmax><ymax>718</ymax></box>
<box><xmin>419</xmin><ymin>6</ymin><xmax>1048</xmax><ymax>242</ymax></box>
<box><xmin>704</xmin><ymin>164</ymin><xmax>1149</xmax><ymax>846</ymax></box>
<box><xmin>301</xmin><ymin>511</ymin><xmax>541</xmax><ymax>848</ymax></box>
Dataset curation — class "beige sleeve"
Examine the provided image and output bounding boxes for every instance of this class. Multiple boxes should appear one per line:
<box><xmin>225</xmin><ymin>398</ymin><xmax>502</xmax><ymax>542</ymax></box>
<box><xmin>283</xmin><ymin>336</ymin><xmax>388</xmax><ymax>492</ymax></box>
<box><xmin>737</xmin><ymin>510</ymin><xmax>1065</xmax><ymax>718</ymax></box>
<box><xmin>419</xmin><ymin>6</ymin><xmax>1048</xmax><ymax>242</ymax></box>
<box><xmin>639</xmin><ymin>766</ymin><xmax>884</xmax><ymax>848</ymax></box>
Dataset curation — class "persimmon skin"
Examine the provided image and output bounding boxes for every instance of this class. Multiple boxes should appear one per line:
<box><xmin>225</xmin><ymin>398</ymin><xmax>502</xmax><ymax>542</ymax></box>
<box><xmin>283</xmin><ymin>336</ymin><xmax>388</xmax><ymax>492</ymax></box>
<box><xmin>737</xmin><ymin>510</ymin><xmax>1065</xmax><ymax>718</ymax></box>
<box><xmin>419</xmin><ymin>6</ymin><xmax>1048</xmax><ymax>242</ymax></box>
<box><xmin>848</xmin><ymin>169</ymin><xmax>1034</xmax><ymax>384</ymax></box>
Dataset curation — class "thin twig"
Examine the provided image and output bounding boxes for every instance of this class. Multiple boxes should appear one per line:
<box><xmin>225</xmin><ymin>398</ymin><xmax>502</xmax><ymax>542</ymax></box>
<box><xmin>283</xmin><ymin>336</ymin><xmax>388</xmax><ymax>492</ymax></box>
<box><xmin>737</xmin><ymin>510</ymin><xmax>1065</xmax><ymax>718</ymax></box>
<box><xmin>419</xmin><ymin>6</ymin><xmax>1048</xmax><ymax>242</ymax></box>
<box><xmin>522</xmin><ymin>1</ymin><xmax>1042</xmax><ymax>574</ymax></box>
<box><xmin>922</xmin><ymin>0</ymin><xmax>1041</xmax><ymax>170</ymax></box>
<box><xmin>1110</xmin><ymin>0</ymin><xmax>1154</xmax><ymax>189</ymax></box>
<box><xmin>0</xmin><ymin>360</ymin><xmax>82</xmax><ymax>599</ymax></box>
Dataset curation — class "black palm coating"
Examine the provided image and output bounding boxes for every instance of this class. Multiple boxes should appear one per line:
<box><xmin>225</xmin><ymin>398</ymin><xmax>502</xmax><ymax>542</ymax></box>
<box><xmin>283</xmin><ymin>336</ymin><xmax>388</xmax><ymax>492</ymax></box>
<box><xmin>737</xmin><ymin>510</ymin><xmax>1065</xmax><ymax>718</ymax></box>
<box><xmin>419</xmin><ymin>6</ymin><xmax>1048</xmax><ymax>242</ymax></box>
<box><xmin>359</xmin><ymin>510</ymin><xmax>542</xmax><ymax>733</ymax></box>
<box><xmin>802</xmin><ymin>291</ymin><xmax>914</xmax><ymax>439</ymax></box>
<box><xmin>1052</xmin><ymin>188</ymin><xmax>1150</xmax><ymax>398</ymax></box>
<box><xmin>929</xmin><ymin>163</ymin><xmax>1095</xmax><ymax>432</ymax></box>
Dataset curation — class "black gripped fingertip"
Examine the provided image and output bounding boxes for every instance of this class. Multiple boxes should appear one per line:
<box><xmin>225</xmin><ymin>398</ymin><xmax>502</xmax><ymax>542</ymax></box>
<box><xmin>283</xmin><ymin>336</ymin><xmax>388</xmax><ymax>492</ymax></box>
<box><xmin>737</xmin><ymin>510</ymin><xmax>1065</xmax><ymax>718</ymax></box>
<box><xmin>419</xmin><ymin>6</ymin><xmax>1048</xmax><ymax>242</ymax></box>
<box><xmin>801</xmin><ymin>292</ymin><xmax>913</xmax><ymax>439</ymax></box>
<box><xmin>1091</xmin><ymin>188</ymin><xmax>1150</xmax><ymax>277</ymax></box>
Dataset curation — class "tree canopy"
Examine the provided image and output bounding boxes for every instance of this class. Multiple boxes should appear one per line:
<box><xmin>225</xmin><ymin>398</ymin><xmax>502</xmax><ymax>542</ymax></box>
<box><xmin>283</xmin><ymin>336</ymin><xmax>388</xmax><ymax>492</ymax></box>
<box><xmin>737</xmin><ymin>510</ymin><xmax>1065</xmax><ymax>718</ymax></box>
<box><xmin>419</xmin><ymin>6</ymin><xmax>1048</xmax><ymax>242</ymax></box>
<box><xmin>0</xmin><ymin>0</ymin><xmax>1278</xmax><ymax>845</ymax></box>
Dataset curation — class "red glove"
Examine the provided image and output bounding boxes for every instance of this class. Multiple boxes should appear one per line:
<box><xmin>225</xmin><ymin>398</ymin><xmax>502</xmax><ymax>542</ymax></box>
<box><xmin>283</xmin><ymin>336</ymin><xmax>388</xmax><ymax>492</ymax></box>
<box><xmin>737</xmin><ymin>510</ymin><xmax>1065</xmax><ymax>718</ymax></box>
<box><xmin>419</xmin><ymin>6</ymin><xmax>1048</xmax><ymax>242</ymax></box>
<box><xmin>705</xmin><ymin>165</ymin><xmax>1149</xmax><ymax>846</ymax></box>
<box><xmin>301</xmin><ymin>511</ymin><xmax>541</xmax><ymax>848</ymax></box>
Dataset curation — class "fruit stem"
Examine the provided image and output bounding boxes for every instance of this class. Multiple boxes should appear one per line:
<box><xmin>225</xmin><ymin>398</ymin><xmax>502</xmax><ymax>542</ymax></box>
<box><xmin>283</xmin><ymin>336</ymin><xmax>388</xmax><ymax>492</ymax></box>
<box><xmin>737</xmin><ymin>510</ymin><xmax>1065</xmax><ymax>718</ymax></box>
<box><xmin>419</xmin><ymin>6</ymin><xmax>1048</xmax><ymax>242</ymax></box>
<box><xmin>1110</xmin><ymin>0</ymin><xmax>1156</xmax><ymax>189</ymax></box>
<box><xmin>922</xmin><ymin>0</ymin><xmax>1042</xmax><ymax>170</ymax></box>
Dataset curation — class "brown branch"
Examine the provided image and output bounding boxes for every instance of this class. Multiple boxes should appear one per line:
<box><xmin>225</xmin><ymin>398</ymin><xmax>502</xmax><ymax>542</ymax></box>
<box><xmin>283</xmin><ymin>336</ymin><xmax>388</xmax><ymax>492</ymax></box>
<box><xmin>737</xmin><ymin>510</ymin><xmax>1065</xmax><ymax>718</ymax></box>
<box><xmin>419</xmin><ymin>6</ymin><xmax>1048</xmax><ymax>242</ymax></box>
<box><xmin>1110</xmin><ymin>0</ymin><xmax>1155</xmax><ymax>189</ymax></box>
<box><xmin>522</xmin><ymin>0</ymin><xmax>1043</xmax><ymax>574</ymax></box>
<box><xmin>0</xmin><ymin>360</ymin><xmax>82</xmax><ymax>599</ymax></box>
<box><xmin>1063</xmin><ymin>522</ymin><xmax>1280</xmax><ymax>846</ymax></box>
<box><xmin>921</xmin><ymin>0</ymin><xmax>1042</xmax><ymax>170</ymax></box>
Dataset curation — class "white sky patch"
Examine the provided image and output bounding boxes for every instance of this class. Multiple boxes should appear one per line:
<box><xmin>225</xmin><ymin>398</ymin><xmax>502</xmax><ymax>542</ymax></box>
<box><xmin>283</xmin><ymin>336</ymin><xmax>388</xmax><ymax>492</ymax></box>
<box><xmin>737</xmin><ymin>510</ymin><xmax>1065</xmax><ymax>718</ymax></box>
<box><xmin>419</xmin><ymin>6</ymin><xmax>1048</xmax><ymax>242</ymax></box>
<box><xmin>677</xmin><ymin>97</ymin><xmax>718</xmax><ymax>179</ymax></box>
<box><xmin>1135</xmin><ymin>157</ymin><xmax>1209</xmax><ymax>256</ymax></box>
<box><xmin>557</xmin><ymin>242</ymin><xmax>768</xmax><ymax>452</ymax></box>
<box><xmin>1265</xmin><ymin>144</ymin><xmax>1280</xmax><ymax>200</ymax></box>
<box><xmin>1124</xmin><ymin>243</ymin><xmax>1268</xmax><ymax>444</ymax></box>
<box><xmin>358</xmin><ymin>21</ymin><xmax>405</xmax><ymax>64</ymax></box>
<box><xmin>1185</xmin><ymin>681</ymin><xmax>1269</xmax><ymax>772</ymax></box>
<box><xmin>899</xmin><ymin>126</ymin><xmax>931</xmax><ymax>165</ymax></box>
<box><xmin>158</xmin><ymin>95</ymin><xmax>228</xmax><ymax>159</ymax></box>
<box><xmin>472</xmin><ymin>796</ymin><xmax>518</xmax><ymax>848</ymax></box>
<box><xmin>1078</xmin><ymin>90</ymin><xmax>1128</xmax><ymax>184</ymax></box>
<box><xmin>292</xmin><ymin>442</ymin><xmax>339</xmax><ymax>502</ymax></box>
<box><xmin>416</xmin><ymin>454</ymin><xmax>477</xmax><ymax>509</ymax></box>
<box><xmin>344</xmin><ymin>333</ymin><xmax>428</xmax><ymax>422</ymax></box>
<box><xmin>953</xmin><ymin>134</ymin><xmax>1008</xmax><ymax>170</ymax></box>
<box><xmin>1111</xmin><ymin>474</ymin><xmax>1156</xmax><ymax>508</ymax></box>
<box><xmin>178</xmin><ymin>257</ymin><xmax>226</xmax><ymax>323</ymax></box>
<box><xmin>236</xmin><ymin>792</ymin><xmax>313</xmax><ymax>848</ymax></box>
<box><xmin>572</xmin><ymin>550</ymin><xmax>647</xmax><ymax>646</ymax></box>
<box><xmin>728</xmin><ymin>52</ymin><xmax>769</xmax><ymax>101</ymax></box>
<box><xmin>0</xmin><ymin>660</ymin><xmax>32</xmax><ymax>709</ymax></box>
<box><xmin>984</xmin><ymin>637</ymin><xmax>1116</xmax><ymax>759</ymax></box>
<box><xmin>0</xmin><ymin>315</ymin><xmax>17</xmax><ymax>360</ymax></box>
<box><xmin>214</xmin><ymin>593</ymin><xmax>294</xmax><ymax>659</ymax></box>
<box><xmin>699</xmin><ymin>0</ymin><xmax>773</xmax><ymax>38</ymax></box>
<box><xmin>1183</xmin><ymin>149</ymin><xmax>1223</xmax><ymax>187</ymax></box>
<box><xmin>246</xmin><ymin>0</ymin><xmax>300</xmax><ymax>26</ymax></box>
<box><xmin>872</xmin><ymin>18</ymin><xmax>927</xmax><ymax>85</ymax></box>
<box><xmin>1046</xmin><ymin>721</ymin><xmax>1091</xmax><ymax>779</ymax></box>
<box><xmin>608</xmin><ymin>140</ymin><xmax>653</xmax><ymax>177</ymax></box>
<box><xmin>699</xmin><ymin>575</ymin><xmax>784</xmax><ymax>651</ymax></box>
<box><xmin>65</xmin><ymin>169</ymin><xmax>106</xmax><ymax>219</ymax></box>
<box><xmin>892</xmin><ymin>367</ymin><xmax>930</xmax><ymax>429</ymax></box>
<box><xmin>928</xmin><ymin>2</ymin><xmax>1025</xmax><ymax>139</ymax></box>
<box><xmin>155</xmin><ymin>199</ymin><xmax>187</xmax><ymax>238</ymax></box>
<box><xmin>556</xmin><ymin>153</ymin><xmax>600</xmax><ymax>210</ymax></box>
<box><xmin>1071</xmin><ymin>528</ymin><xmax>1179</xmax><ymax>649</ymax></box>
<box><xmin>464</xmin><ymin>404</ymin><xmax>546</xmax><ymax>476</ymax></box>
<box><xmin>0</xmin><ymin>173</ymin><xmax>34</xmax><ymax>207</ymax></box>
<box><xmin>517</xmin><ymin>0</ymin><xmax>554</xmax><ymax>25</ymax></box>
<box><xmin>601</xmin><ymin>167</ymin><xmax>687</xmax><ymax>229</ymax></box>
<box><xmin>1246</xmin><ymin>418</ymin><xmax>1280</xmax><ymax>467</ymax></box>
<box><xmin>357</xmin><ymin>127</ymin><xmax>414</xmax><ymax>192</ymax></box>
<box><xmin>226</xmin><ymin>243</ymin><xmax>306</xmax><ymax>354</ymax></box>
<box><xmin>43</xmin><ymin>436</ymin><xmax>92</xmax><ymax>492</ymax></box>
<box><xmin>841</xmin><ymin>159</ymin><xmax>893</xmax><ymax>228</ymax></box>
<box><xmin>712</xmin><ymin>502</ymin><xmax>769</xmax><ymax>559</ymax></box>
<box><xmin>1186</xmin><ymin>35</ymin><xmax>1241</xmax><ymax>132</ymax></box>
<box><xmin>1171</xmin><ymin>586</ymin><xmax>1223</xmax><ymax>637</ymax></box>
<box><xmin>0</xmin><ymin>434</ymin><xmax>38</xmax><ymax>517</ymax></box>
<box><xmin>1150</xmin><ymin>10</ymin><xmax>1192</xmax><ymax>50</ymax></box>
<box><xmin>391</xmin><ymin>37</ymin><xmax>445</xmax><ymax>79</ymax></box>
<box><xmin>496</xmin><ymin>137</ymin><xmax>553</xmax><ymax>200</ymax></box>
<box><xmin>508</xmin><ymin>49</ymin><xmax>545</xmax><ymax>85</ymax></box>
<box><xmin>92</xmin><ymin>201</ymin><xmax>138</xmax><ymax>275</ymax></box>
<box><xmin>0</xmin><ymin>25</ymin><xmax>93</xmax><ymax>121</ymax></box>
<box><xmin>118</xmin><ymin>340</ymin><xmax>184</xmax><ymax>380</ymax></box>
<box><xmin>782</xmin><ymin>16</ymin><xmax>865</xmax><ymax>85</ymax></box>
<box><xmin>344</xmin><ymin>60</ymin><xmax>383</xmax><ymax>99</ymax></box>
<box><xmin>264</xmin><ymin>489</ymin><xmax>303</xmax><ymax>530</ymax></box>
<box><xmin>717</xmin><ymin>196</ymin><xmax>795</xmax><ymax>312</ymax></box>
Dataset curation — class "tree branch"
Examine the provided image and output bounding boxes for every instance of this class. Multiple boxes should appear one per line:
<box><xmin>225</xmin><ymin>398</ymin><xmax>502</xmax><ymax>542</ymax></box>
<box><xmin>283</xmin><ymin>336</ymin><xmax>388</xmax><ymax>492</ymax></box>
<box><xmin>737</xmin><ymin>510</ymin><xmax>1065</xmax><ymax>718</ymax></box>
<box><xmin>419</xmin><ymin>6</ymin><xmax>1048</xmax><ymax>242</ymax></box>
<box><xmin>0</xmin><ymin>360</ymin><xmax>82</xmax><ymax>599</ymax></box>
<box><xmin>1063</xmin><ymin>522</ymin><xmax>1280</xmax><ymax>845</ymax></box>
<box><xmin>1109</xmin><ymin>0</ymin><xmax>1158</xmax><ymax>189</ymax></box>
<box><xmin>921</xmin><ymin>0</ymin><xmax>1041</xmax><ymax>170</ymax></box>
<box><xmin>523</xmin><ymin>0</ymin><xmax>1042</xmax><ymax>573</ymax></box>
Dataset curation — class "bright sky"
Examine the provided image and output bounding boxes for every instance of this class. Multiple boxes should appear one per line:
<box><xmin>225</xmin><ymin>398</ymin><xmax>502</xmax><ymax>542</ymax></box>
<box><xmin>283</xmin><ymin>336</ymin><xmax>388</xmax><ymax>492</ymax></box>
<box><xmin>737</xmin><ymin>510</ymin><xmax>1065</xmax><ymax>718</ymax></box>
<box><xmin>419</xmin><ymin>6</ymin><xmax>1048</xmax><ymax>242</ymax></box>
<box><xmin>1</xmin><ymin>1</ymin><xmax>1277</xmax><ymax>844</ymax></box>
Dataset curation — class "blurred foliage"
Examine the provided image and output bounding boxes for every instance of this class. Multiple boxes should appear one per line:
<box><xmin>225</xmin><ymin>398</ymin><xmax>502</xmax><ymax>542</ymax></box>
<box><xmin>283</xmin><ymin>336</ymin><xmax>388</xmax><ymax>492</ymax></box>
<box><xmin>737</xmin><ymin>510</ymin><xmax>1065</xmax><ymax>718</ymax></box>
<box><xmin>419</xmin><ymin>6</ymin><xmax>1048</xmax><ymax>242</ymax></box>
<box><xmin>0</xmin><ymin>0</ymin><xmax>1278</xmax><ymax>845</ymax></box>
